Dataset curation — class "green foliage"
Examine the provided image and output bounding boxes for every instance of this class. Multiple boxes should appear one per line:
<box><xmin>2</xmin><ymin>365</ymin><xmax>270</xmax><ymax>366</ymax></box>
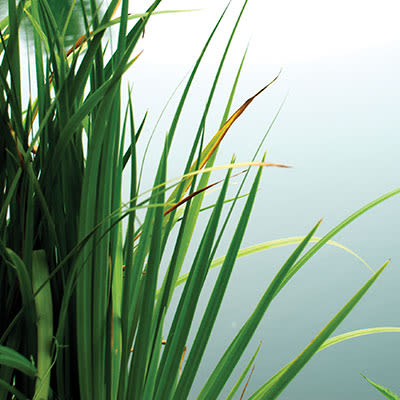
<box><xmin>0</xmin><ymin>1</ymin><xmax>399</xmax><ymax>399</ymax></box>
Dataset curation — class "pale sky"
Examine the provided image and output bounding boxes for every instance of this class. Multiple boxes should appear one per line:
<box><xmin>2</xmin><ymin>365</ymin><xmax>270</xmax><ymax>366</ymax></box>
<box><xmin>132</xmin><ymin>0</ymin><xmax>400</xmax><ymax>65</ymax></box>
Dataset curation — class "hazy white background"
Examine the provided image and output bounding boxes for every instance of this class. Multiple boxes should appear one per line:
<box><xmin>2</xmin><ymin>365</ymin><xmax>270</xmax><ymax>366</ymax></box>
<box><xmin>133</xmin><ymin>0</ymin><xmax>400</xmax><ymax>64</ymax></box>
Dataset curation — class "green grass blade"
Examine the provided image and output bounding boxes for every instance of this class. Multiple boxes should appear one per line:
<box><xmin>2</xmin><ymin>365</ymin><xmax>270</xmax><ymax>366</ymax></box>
<box><xmin>122</xmin><ymin>110</ymin><xmax>146</xmax><ymax>169</ymax></box>
<box><xmin>0</xmin><ymin>346</ymin><xmax>36</xmax><ymax>378</ymax></box>
<box><xmin>225</xmin><ymin>342</ymin><xmax>262</xmax><ymax>400</ymax></box>
<box><xmin>277</xmin><ymin>187</ymin><xmax>400</xmax><ymax>294</ymax></box>
<box><xmin>32</xmin><ymin>250</ymin><xmax>53</xmax><ymax>400</ymax></box>
<box><xmin>154</xmin><ymin>167</ymin><xmax>233</xmax><ymax>400</ymax></box>
<box><xmin>174</xmin><ymin>160</ymin><xmax>264</xmax><ymax>400</ymax></box>
<box><xmin>120</xmin><ymin>92</ymin><xmax>137</xmax><ymax>396</ymax></box>
<box><xmin>6</xmin><ymin>0</ymin><xmax>21</xmax><ymax>116</ymax></box>
<box><xmin>166</xmin><ymin>74</ymin><xmax>279</xmax><ymax>208</ymax></box>
<box><xmin>142</xmin><ymin>309</ymin><xmax>166</xmax><ymax>400</ymax></box>
<box><xmin>60</xmin><ymin>0</ymin><xmax>77</xmax><ymax>40</ymax></box>
<box><xmin>173</xmin><ymin>236</ymin><xmax>372</xmax><ymax>289</ymax></box>
<box><xmin>3</xmin><ymin>248</ymin><xmax>35</xmax><ymax>328</ymax></box>
<box><xmin>159</xmin><ymin>43</ymin><xmax>250</xmax><ymax>302</ymax></box>
<box><xmin>143</xmin><ymin>3</ymin><xmax>232</xmax><ymax>255</ymax></box>
<box><xmin>126</xmin><ymin>139</ymin><xmax>167</xmax><ymax>399</ymax></box>
<box><xmin>159</xmin><ymin>2</ymin><xmax>229</xmax><ymax>158</ymax></box>
<box><xmin>220</xmin><ymin>44</ymin><xmax>248</xmax><ymax>126</ymax></box>
<box><xmin>197</xmin><ymin>219</ymin><xmax>321</xmax><ymax>400</ymax></box>
<box><xmin>248</xmin><ymin>260</ymin><xmax>390</xmax><ymax>400</ymax></box>
<box><xmin>318</xmin><ymin>327</ymin><xmax>400</xmax><ymax>352</ymax></box>
<box><xmin>361</xmin><ymin>375</ymin><xmax>400</xmax><ymax>400</ymax></box>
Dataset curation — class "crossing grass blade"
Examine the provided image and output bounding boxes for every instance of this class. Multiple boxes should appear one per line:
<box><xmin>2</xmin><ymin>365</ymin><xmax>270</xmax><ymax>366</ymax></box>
<box><xmin>174</xmin><ymin>159</ymin><xmax>266</xmax><ymax>400</ymax></box>
<box><xmin>172</xmin><ymin>235</ymin><xmax>373</xmax><ymax>290</ymax></box>
<box><xmin>157</xmin><ymin>44</ymin><xmax>251</xmax><ymax>306</ymax></box>
<box><xmin>197</xmin><ymin>220</ymin><xmax>322</xmax><ymax>400</ymax></box>
<box><xmin>276</xmin><ymin>187</ymin><xmax>400</xmax><ymax>295</ymax></box>
<box><xmin>153</xmin><ymin>166</ymin><xmax>234</xmax><ymax>400</ymax></box>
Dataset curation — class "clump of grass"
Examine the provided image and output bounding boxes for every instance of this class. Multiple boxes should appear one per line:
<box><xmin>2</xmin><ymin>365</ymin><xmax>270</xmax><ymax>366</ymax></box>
<box><xmin>1</xmin><ymin>1</ymin><xmax>399</xmax><ymax>399</ymax></box>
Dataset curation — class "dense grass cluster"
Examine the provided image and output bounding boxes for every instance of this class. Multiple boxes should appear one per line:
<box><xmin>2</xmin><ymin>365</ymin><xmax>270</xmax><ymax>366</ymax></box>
<box><xmin>1</xmin><ymin>0</ymin><xmax>399</xmax><ymax>399</ymax></box>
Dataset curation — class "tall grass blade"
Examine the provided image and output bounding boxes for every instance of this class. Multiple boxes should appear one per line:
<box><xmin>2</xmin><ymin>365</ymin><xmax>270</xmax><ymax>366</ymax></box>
<box><xmin>31</xmin><ymin>250</ymin><xmax>53</xmax><ymax>400</ymax></box>
<box><xmin>226</xmin><ymin>342</ymin><xmax>262</xmax><ymax>400</ymax></box>
<box><xmin>174</xmin><ymin>159</ymin><xmax>265</xmax><ymax>399</ymax></box>
<box><xmin>248</xmin><ymin>260</ymin><xmax>389</xmax><ymax>400</ymax></box>
<box><xmin>197</xmin><ymin>220</ymin><xmax>321</xmax><ymax>400</ymax></box>
<box><xmin>154</xmin><ymin>167</ymin><xmax>234</xmax><ymax>400</ymax></box>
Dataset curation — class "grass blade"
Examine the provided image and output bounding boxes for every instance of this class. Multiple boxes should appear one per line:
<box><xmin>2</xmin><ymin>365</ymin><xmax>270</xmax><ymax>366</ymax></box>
<box><xmin>197</xmin><ymin>220</ymin><xmax>321</xmax><ymax>400</ymax></box>
<box><xmin>318</xmin><ymin>327</ymin><xmax>400</xmax><ymax>352</ymax></box>
<box><xmin>277</xmin><ymin>187</ymin><xmax>400</xmax><ymax>294</ymax></box>
<box><xmin>361</xmin><ymin>375</ymin><xmax>400</xmax><ymax>400</ymax></box>
<box><xmin>0</xmin><ymin>346</ymin><xmax>35</xmax><ymax>378</ymax></box>
<box><xmin>173</xmin><ymin>235</ymin><xmax>373</xmax><ymax>290</ymax></box>
<box><xmin>248</xmin><ymin>260</ymin><xmax>390</xmax><ymax>400</ymax></box>
<box><xmin>226</xmin><ymin>342</ymin><xmax>262</xmax><ymax>400</ymax></box>
<box><xmin>32</xmin><ymin>250</ymin><xmax>53</xmax><ymax>400</ymax></box>
<box><xmin>154</xmin><ymin>167</ymin><xmax>234</xmax><ymax>400</ymax></box>
<box><xmin>174</xmin><ymin>159</ymin><xmax>265</xmax><ymax>399</ymax></box>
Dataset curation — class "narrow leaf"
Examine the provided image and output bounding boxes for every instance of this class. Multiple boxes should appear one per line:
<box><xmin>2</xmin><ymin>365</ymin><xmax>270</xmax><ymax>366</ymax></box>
<box><xmin>361</xmin><ymin>375</ymin><xmax>400</xmax><ymax>400</ymax></box>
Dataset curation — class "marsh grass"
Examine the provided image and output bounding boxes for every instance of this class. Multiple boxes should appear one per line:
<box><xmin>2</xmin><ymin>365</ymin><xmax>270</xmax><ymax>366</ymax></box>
<box><xmin>0</xmin><ymin>0</ymin><xmax>399</xmax><ymax>399</ymax></box>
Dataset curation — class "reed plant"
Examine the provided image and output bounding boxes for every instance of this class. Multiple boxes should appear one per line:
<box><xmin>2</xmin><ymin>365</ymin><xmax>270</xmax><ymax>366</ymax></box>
<box><xmin>1</xmin><ymin>0</ymin><xmax>399</xmax><ymax>399</ymax></box>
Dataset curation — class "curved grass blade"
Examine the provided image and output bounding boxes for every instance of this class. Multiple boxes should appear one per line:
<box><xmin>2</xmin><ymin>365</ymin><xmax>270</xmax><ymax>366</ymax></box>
<box><xmin>2</xmin><ymin>248</ymin><xmax>35</xmax><ymax>327</ymax></box>
<box><xmin>163</xmin><ymin>175</ymin><xmax>227</xmax><ymax>216</ymax></box>
<box><xmin>248</xmin><ymin>260</ymin><xmax>390</xmax><ymax>400</ymax></box>
<box><xmin>172</xmin><ymin>235</ymin><xmax>372</xmax><ymax>290</ymax></box>
<box><xmin>167</xmin><ymin>74</ymin><xmax>280</xmax><ymax>205</ymax></box>
<box><xmin>133</xmin><ymin>161</ymin><xmax>289</xmax><ymax>242</ymax></box>
<box><xmin>0</xmin><ymin>346</ymin><xmax>36</xmax><ymax>378</ymax></box>
<box><xmin>277</xmin><ymin>187</ymin><xmax>400</xmax><ymax>295</ymax></box>
<box><xmin>318</xmin><ymin>327</ymin><xmax>400</xmax><ymax>352</ymax></box>
<box><xmin>197</xmin><ymin>220</ymin><xmax>322</xmax><ymax>400</ymax></box>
